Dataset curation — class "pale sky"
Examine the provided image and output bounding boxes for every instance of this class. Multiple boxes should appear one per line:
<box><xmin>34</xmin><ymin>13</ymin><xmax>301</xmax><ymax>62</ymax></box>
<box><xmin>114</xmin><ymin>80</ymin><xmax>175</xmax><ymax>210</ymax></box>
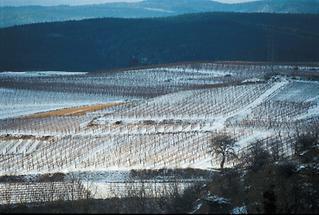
<box><xmin>0</xmin><ymin>0</ymin><xmax>258</xmax><ymax>6</ymax></box>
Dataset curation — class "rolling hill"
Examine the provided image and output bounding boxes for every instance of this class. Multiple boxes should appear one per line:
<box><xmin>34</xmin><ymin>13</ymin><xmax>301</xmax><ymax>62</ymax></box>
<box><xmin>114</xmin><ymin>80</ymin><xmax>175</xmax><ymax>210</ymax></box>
<box><xmin>1</xmin><ymin>12</ymin><xmax>319</xmax><ymax>72</ymax></box>
<box><xmin>0</xmin><ymin>0</ymin><xmax>319</xmax><ymax>28</ymax></box>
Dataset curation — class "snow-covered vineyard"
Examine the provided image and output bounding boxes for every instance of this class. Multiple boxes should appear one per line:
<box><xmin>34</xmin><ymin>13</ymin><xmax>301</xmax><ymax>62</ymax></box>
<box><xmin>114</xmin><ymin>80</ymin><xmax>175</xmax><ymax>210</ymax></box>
<box><xmin>0</xmin><ymin>62</ymin><xmax>318</xmax><ymax>204</ymax></box>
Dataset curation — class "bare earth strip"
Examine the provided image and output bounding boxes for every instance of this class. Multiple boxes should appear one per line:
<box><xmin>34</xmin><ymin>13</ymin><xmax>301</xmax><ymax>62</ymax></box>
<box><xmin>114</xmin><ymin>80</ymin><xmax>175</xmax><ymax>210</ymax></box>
<box><xmin>23</xmin><ymin>102</ymin><xmax>125</xmax><ymax>119</ymax></box>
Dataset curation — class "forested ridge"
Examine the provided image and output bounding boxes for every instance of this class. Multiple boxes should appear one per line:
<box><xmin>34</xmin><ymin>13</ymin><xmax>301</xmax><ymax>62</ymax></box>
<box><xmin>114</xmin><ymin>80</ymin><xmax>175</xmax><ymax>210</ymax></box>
<box><xmin>1</xmin><ymin>12</ymin><xmax>319</xmax><ymax>72</ymax></box>
<box><xmin>1</xmin><ymin>0</ymin><xmax>319</xmax><ymax>28</ymax></box>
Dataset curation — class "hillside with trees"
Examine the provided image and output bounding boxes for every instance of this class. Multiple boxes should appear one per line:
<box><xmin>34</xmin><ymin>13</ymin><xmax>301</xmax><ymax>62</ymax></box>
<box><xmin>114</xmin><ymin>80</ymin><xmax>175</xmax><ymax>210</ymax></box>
<box><xmin>1</xmin><ymin>128</ymin><xmax>318</xmax><ymax>214</ymax></box>
<box><xmin>1</xmin><ymin>0</ymin><xmax>319</xmax><ymax>28</ymax></box>
<box><xmin>1</xmin><ymin>12</ymin><xmax>319</xmax><ymax>72</ymax></box>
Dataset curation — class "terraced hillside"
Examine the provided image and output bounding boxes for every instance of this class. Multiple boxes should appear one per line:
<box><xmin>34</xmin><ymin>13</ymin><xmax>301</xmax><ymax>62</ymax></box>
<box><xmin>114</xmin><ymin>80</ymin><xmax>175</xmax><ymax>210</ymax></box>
<box><xmin>0</xmin><ymin>62</ymin><xmax>318</xmax><ymax>205</ymax></box>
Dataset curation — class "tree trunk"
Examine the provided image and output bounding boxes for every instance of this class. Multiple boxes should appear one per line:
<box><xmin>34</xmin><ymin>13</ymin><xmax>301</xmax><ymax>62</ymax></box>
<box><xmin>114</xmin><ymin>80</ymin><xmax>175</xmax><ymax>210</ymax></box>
<box><xmin>220</xmin><ymin>155</ymin><xmax>225</xmax><ymax>170</ymax></box>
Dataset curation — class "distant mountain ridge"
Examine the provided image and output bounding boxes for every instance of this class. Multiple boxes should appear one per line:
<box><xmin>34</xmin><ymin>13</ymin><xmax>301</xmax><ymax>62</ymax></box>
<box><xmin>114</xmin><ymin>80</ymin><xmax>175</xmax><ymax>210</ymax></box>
<box><xmin>1</xmin><ymin>12</ymin><xmax>319</xmax><ymax>72</ymax></box>
<box><xmin>1</xmin><ymin>0</ymin><xmax>319</xmax><ymax>28</ymax></box>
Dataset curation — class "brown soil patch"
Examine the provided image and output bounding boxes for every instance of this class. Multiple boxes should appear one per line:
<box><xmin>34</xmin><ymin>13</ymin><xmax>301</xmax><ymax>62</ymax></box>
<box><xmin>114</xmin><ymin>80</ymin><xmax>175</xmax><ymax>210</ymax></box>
<box><xmin>24</xmin><ymin>102</ymin><xmax>124</xmax><ymax>119</ymax></box>
<box><xmin>0</xmin><ymin>134</ymin><xmax>53</xmax><ymax>141</ymax></box>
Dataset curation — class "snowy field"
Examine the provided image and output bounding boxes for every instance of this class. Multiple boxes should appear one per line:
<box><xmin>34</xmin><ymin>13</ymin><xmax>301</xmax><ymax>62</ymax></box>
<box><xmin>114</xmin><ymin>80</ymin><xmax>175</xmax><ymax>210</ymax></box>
<box><xmin>0</xmin><ymin>63</ymin><xmax>318</xmax><ymax>205</ymax></box>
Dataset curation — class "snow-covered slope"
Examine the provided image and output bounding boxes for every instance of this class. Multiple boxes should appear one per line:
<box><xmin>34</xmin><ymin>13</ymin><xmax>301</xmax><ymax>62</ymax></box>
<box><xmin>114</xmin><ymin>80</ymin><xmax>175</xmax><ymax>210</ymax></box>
<box><xmin>0</xmin><ymin>63</ymin><xmax>318</xmax><ymax>205</ymax></box>
<box><xmin>0</xmin><ymin>64</ymin><xmax>318</xmax><ymax>175</ymax></box>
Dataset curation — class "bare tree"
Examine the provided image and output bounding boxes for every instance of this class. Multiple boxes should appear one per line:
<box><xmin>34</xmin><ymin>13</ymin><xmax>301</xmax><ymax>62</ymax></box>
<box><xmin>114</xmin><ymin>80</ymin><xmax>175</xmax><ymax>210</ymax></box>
<box><xmin>209</xmin><ymin>133</ymin><xmax>238</xmax><ymax>170</ymax></box>
<box><xmin>294</xmin><ymin>131</ymin><xmax>319</xmax><ymax>163</ymax></box>
<box><xmin>245</xmin><ymin>140</ymin><xmax>271</xmax><ymax>172</ymax></box>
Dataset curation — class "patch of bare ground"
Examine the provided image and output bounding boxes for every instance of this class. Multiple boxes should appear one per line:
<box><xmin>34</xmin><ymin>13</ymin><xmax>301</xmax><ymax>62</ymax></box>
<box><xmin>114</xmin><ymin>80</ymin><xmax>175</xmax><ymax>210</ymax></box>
<box><xmin>23</xmin><ymin>102</ymin><xmax>125</xmax><ymax>119</ymax></box>
<box><xmin>0</xmin><ymin>134</ymin><xmax>53</xmax><ymax>141</ymax></box>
